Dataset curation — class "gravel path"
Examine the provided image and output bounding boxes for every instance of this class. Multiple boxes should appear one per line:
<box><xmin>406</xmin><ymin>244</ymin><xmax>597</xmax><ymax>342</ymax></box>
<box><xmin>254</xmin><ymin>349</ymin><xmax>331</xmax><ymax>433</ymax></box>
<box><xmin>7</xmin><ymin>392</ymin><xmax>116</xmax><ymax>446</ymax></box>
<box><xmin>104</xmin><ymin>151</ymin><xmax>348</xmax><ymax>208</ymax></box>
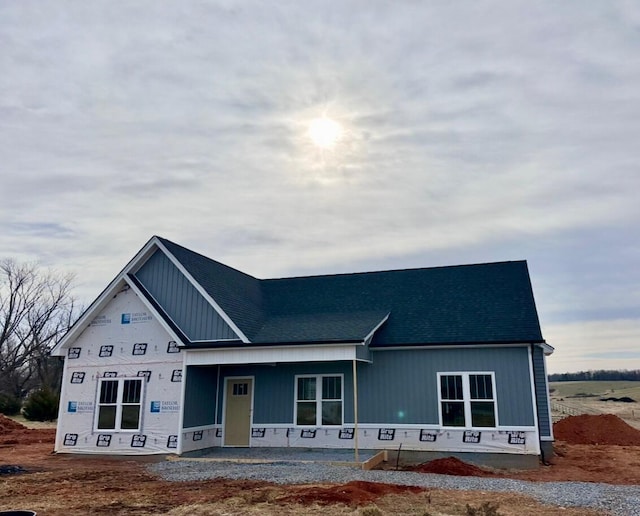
<box><xmin>149</xmin><ymin>460</ymin><xmax>640</xmax><ymax>515</ymax></box>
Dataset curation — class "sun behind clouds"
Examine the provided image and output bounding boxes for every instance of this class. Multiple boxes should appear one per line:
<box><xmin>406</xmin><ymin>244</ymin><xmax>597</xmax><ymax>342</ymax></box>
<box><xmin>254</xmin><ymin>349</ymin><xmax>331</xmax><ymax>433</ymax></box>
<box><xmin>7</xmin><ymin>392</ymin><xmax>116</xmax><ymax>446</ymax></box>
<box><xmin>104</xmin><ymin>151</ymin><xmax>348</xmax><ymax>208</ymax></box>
<box><xmin>308</xmin><ymin>116</ymin><xmax>343</xmax><ymax>148</ymax></box>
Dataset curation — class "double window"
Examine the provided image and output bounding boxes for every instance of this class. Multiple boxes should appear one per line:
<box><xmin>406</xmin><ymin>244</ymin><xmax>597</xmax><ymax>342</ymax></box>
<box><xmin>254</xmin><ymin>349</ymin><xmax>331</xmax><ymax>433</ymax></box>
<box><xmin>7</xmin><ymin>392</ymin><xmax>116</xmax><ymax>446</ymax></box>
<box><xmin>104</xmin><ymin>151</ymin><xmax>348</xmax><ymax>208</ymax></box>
<box><xmin>438</xmin><ymin>372</ymin><xmax>497</xmax><ymax>428</ymax></box>
<box><xmin>96</xmin><ymin>378</ymin><xmax>143</xmax><ymax>431</ymax></box>
<box><xmin>295</xmin><ymin>375</ymin><xmax>343</xmax><ymax>426</ymax></box>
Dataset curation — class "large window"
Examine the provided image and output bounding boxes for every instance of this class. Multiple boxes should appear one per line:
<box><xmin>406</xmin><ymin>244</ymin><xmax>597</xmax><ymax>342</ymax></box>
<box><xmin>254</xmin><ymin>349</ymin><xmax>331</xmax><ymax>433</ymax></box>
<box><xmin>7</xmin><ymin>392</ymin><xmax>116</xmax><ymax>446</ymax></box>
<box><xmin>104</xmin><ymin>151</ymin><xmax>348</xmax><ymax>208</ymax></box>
<box><xmin>96</xmin><ymin>378</ymin><xmax>143</xmax><ymax>431</ymax></box>
<box><xmin>295</xmin><ymin>375</ymin><xmax>343</xmax><ymax>426</ymax></box>
<box><xmin>438</xmin><ymin>372</ymin><xmax>497</xmax><ymax>428</ymax></box>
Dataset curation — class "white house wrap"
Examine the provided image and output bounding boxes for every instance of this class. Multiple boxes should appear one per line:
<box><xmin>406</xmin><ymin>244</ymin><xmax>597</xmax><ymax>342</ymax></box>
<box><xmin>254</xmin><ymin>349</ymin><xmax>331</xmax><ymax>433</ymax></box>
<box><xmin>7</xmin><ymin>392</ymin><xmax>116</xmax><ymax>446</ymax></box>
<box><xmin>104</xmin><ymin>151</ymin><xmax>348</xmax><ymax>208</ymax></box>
<box><xmin>56</xmin><ymin>288</ymin><xmax>184</xmax><ymax>454</ymax></box>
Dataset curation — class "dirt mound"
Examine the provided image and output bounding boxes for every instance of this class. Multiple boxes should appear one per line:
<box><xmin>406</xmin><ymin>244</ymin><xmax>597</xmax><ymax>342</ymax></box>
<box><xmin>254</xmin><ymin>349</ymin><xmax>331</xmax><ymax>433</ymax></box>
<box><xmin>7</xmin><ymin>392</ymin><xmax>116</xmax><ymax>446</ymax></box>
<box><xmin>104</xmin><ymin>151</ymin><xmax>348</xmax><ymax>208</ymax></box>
<box><xmin>277</xmin><ymin>480</ymin><xmax>423</xmax><ymax>506</ymax></box>
<box><xmin>0</xmin><ymin>414</ymin><xmax>56</xmax><ymax>446</ymax></box>
<box><xmin>409</xmin><ymin>456</ymin><xmax>494</xmax><ymax>476</ymax></box>
<box><xmin>0</xmin><ymin>413</ymin><xmax>27</xmax><ymax>432</ymax></box>
<box><xmin>554</xmin><ymin>414</ymin><xmax>640</xmax><ymax>445</ymax></box>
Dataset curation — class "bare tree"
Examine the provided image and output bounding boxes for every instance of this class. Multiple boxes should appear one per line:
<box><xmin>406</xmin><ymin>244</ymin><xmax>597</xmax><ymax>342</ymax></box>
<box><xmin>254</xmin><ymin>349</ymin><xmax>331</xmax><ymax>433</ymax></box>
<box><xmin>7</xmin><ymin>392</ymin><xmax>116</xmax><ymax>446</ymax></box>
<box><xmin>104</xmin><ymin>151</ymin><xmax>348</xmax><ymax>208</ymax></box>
<box><xmin>0</xmin><ymin>259</ymin><xmax>77</xmax><ymax>399</ymax></box>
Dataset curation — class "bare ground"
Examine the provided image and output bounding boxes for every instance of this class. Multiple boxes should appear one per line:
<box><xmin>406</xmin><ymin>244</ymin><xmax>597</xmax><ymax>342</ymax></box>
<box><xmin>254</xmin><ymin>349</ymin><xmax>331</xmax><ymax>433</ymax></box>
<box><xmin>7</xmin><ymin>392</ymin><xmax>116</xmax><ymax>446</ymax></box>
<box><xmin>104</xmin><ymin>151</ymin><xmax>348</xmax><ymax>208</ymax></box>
<box><xmin>1</xmin><ymin>417</ymin><xmax>638</xmax><ymax>515</ymax></box>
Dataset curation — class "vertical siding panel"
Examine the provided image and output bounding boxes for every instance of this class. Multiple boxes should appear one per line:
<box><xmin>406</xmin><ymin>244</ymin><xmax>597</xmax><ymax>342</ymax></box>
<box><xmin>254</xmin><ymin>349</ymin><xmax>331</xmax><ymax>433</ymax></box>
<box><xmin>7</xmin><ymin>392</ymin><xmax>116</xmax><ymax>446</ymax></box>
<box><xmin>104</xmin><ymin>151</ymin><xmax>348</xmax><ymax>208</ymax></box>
<box><xmin>183</xmin><ymin>366</ymin><xmax>218</xmax><ymax>427</ymax></box>
<box><xmin>135</xmin><ymin>250</ymin><xmax>238</xmax><ymax>341</ymax></box>
<box><xmin>357</xmin><ymin>347</ymin><xmax>535</xmax><ymax>427</ymax></box>
<box><xmin>533</xmin><ymin>346</ymin><xmax>552</xmax><ymax>437</ymax></box>
<box><xmin>217</xmin><ymin>363</ymin><xmax>353</xmax><ymax>425</ymax></box>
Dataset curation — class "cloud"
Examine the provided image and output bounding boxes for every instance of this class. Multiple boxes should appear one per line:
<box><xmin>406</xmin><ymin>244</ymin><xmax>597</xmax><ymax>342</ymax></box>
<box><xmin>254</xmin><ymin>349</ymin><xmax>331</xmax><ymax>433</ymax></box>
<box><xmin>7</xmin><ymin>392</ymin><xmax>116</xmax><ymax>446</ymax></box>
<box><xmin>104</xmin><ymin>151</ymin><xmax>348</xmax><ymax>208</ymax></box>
<box><xmin>0</xmin><ymin>1</ymin><xmax>638</xmax><ymax>371</ymax></box>
<box><xmin>545</xmin><ymin>319</ymin><xmax>640</xmax><ymax>374</ymax></box>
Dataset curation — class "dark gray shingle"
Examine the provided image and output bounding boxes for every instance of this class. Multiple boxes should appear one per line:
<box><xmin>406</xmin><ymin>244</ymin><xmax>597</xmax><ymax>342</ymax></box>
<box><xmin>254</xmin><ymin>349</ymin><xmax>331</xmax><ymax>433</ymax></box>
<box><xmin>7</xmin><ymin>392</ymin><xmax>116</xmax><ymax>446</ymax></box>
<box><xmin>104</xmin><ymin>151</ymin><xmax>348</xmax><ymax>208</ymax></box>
<box><xmin>157</xmin><ymin>237</ymin><xmax>544</xmax><ymax>346</ymax></box>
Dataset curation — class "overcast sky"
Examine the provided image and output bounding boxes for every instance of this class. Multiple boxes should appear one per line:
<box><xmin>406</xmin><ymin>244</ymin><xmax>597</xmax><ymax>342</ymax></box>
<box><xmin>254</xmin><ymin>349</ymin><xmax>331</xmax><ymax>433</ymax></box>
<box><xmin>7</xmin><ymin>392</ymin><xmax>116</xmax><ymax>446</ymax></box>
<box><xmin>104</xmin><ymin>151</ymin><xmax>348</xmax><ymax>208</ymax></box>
<box><xmin>1</xmin><ymin>1</ymin><xmax>638</xmax><ymax>374</ymax></box>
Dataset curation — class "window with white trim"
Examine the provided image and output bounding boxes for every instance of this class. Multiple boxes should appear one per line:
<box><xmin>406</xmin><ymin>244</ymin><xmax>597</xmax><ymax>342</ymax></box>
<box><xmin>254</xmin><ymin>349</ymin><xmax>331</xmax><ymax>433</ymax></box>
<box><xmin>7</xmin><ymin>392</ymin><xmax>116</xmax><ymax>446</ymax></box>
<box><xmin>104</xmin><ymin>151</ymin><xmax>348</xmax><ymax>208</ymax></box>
<box><xmin>96</xmin><ymin>378</ymin><xmax>143</xmax><ymax>431</ymax></box>
<box><xmin>438</xmin><ymin>372</ymin><xmax>497</xmax><ymax>428</ymax></box>
<box><xmin>295</xmin><ymin>375</ymin><xmax>343</xmax><ymax>426</ymax></box>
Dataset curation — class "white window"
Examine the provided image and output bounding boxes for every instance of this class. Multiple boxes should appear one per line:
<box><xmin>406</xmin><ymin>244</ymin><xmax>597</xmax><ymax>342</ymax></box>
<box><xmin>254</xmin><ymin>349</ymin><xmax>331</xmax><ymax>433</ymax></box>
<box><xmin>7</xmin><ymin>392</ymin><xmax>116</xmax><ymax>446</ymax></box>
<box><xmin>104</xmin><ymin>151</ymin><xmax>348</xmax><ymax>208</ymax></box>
<box><xmin>295</xmin><ymin>375</ymin><xmax>343</xmax><ymax>426</ymax></box>
<box><xmin>96</xmin><ymin>378</ymin><xmax>144</xmax><ymax>431</ymax></box>
<box><xmin>438</xmin><ymin>372</ymin><xmax>497</xmax><ymax>428</ymax></box>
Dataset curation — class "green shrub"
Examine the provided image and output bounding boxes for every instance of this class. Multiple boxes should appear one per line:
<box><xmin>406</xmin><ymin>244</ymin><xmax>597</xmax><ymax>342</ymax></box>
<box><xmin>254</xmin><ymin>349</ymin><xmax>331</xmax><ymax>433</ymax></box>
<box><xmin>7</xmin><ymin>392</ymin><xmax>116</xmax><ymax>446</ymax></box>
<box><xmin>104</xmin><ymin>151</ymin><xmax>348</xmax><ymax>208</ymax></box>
<box><xmin>0</xmin><ymin>393</ymin><xmax>22</xmax><ymax>416</ymax></box>
<box><xmin>22</xmin><ymin>387</ymin><xmax>59</xmax><ymax>421</ymax></box>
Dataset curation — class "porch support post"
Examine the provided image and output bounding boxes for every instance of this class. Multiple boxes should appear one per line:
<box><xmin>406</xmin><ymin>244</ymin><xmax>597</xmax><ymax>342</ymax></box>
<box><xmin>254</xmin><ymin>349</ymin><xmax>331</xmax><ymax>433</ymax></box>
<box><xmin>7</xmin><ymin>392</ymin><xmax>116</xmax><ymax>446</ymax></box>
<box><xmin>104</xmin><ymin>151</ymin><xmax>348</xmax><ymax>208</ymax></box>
<box><xmin>215</xmin><ymin>364</ymin><xmax>221</xmax><ymax>426</ymax></box>
<box><xmin>352</xmin><ymin>359</ymin><xmax>359</xmax><ymax>463</ymax></box>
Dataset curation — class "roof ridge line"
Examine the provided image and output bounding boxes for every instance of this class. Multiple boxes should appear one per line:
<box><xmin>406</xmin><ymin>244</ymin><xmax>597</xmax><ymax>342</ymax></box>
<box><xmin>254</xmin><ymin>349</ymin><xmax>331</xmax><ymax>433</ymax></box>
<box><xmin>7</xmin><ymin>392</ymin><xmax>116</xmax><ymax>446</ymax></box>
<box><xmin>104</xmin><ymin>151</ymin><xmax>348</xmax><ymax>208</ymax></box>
<box><xmin>262</xmin><ymin>259</ymin><xmax>529</xmax><ymax>282</ymax></box>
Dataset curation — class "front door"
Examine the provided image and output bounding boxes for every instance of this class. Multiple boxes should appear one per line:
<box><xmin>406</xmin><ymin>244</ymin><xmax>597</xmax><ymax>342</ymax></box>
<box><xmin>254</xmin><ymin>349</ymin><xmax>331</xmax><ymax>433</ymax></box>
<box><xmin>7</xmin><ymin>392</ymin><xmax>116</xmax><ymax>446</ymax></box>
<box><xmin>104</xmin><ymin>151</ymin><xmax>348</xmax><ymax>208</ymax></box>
<box><xmin>223</xmin><ymin>378</ymin><xmax>253</xmax><ymax>446</ymax></box>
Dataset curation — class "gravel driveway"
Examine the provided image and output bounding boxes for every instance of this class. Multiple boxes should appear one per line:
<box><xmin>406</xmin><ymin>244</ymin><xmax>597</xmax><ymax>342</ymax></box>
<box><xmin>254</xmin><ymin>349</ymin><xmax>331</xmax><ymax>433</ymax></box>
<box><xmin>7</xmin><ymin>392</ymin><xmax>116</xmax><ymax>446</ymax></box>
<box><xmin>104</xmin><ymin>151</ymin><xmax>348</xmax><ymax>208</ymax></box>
<box><xmin>149</xmin><ymin>459</ymin><xmax>640</xmax><ymax>515</ymax></box>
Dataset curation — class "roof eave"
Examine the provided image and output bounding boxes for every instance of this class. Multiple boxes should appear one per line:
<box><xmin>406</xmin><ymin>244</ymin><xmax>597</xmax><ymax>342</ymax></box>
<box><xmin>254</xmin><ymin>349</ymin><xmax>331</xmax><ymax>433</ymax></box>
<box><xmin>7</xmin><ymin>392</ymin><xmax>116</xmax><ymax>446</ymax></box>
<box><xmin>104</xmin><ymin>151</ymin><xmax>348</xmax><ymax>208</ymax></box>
<box><xmin>369</xmin><ymin>338</ymin><xmax>547</xmax><ymax>349</ymax></box>
<box><xmin>182</xmin><ymin>338</ymin><xmax>365</xmax><ymax>350</ymax></box>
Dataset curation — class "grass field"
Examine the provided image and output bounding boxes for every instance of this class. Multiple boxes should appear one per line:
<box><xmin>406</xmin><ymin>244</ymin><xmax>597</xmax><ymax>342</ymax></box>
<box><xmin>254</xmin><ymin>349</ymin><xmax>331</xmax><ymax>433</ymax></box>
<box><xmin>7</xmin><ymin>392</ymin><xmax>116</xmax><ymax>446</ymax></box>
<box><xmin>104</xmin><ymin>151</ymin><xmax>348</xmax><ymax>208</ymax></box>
<box><xmin>549</xmin><ymin>380</ymin><xmax>640</xmax><ymax>399</ymax></box>
<box><xmin>549</xmin><ymin>381</ymin><xmax>640</xmax><ymax>428</ymax></box>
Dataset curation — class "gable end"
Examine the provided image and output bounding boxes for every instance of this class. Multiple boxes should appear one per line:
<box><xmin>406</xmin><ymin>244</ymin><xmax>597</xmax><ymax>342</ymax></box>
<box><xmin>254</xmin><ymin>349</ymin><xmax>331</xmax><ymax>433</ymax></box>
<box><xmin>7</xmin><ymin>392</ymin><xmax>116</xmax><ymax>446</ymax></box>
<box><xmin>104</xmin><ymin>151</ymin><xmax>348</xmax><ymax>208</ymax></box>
<box><xmin>134</xmin><ymin>249</ymin><xmax>239</xmax><ymax>342</ymax></box>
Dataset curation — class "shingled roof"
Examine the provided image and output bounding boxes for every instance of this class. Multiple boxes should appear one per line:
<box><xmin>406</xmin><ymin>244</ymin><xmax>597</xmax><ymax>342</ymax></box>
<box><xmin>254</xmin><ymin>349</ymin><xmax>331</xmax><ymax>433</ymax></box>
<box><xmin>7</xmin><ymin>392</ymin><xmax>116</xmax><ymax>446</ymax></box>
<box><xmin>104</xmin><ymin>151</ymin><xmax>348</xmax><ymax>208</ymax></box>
<box><xmin>157</xmin><ymin>237</ymin><xmax>544</xmax><ymax>347</ymax></box>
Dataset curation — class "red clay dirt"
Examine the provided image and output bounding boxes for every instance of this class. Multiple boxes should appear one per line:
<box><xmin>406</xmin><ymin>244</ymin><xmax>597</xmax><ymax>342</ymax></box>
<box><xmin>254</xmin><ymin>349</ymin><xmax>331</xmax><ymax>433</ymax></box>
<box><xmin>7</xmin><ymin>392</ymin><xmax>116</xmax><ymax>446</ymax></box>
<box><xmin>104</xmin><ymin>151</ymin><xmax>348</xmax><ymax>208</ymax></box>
<box><xmin>408</xmin><ymin>456</ymin><xmax>495</xmax><ymax>476</ymax></box>
<box><xmin>554</xmin><ymin>413</ymin><xmax>640</xmax><ymax>445</ymax></box>
<box><xmin>277</xmin><ymin>480</ymin><xmax>423</xmax><ymax>506</ymax></box>
<box><xmin>0</xmin><ymin>414</ymin><xmax>56</xmax><ymax>446</ymax></box>
<box><xmin>2</xmin><ymin>413</ymin><xmax>640</xmax><ymax>515</ymax></box>
<box><xmin>396</xmin><ymin>414</ymin><xmax>640</xmax><ymax>485</ymax></box>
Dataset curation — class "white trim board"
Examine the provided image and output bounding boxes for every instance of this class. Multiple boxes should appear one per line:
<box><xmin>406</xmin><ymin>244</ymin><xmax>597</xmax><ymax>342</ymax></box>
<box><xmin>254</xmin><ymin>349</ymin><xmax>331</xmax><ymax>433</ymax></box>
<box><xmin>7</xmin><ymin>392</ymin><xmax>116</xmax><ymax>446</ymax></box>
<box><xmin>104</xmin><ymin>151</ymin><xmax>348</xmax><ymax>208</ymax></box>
<box><xmin>185</xmin><ymin>343</ymin><xmax>360</xmax><ymax>366</ymax></box>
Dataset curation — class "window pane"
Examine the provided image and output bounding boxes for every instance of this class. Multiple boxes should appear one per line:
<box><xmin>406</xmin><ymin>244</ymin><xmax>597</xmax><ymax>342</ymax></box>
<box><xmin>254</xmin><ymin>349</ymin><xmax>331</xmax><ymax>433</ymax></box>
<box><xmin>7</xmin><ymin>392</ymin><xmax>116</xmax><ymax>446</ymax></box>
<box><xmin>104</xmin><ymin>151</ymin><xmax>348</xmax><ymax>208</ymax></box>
<box><xmin>233</xmin><ymin>382</ymin><xmax>248</xmax><ymax>396</ymax></box>
<box><xmin>470</xmin><ymin>375</ymin><xmax>492</xmax><ymax>400</ymax></box>
<box><xmin>440</xmin><ymin>375</ymin><xmax>463</xmax><ymax>400</ymax></box>
<box><xmin>297</xmin><ymin>378</ymin><xmax>316</xmax><ymax>401</ymax></box>
<box><xmin>121</xmin><ymin>405</ymin><xmax>141</xmax><ymax>430</ymax></box>
<box><xmin>471</xmin><ymin>402</ymin><xmax>495</xmax><ymax>427</ymax></box>
<box><xmin>122</xmin><ymin>380</ymin><xmax>141</xmax><ymax>403</ymax></box>
<box><xmin>97</xmin><ymin>406</ymin><xmax>116</xmax><ymax>429</ymax></box>
<box><xmin>99</xmin><ymin>380</ymin><xmax>118</xmax><ymax>404</ymax></box>
<box><xmin>296</xmin><ymin>401</ymin><xmax>316</xmax><ymax>425</ymax></box>
<box><xmin>441</xmin><ymin>401</ymin><xmax>465</xmax><ymax>426</ymax></box>
<box><xmin>321</xmin><ymin>401</ymin><xmax>342</xmax><ymax>425</ymax></box>
<box><xmin>322</xmin><ymin>376</ymin><xmax>341</xmax><ymax>400</ymax></box>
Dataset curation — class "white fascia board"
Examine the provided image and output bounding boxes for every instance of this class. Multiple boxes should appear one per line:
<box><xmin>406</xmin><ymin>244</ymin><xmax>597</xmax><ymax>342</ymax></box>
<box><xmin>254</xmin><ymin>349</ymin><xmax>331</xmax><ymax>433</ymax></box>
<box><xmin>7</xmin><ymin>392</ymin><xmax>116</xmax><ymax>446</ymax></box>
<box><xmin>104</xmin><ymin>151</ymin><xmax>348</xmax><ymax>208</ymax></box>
<box><xmin>539</xmin><ymin>342</ymin><xmax>555</xmax><ymax>355</ymax></box>
<box><xmin>51</xmin><ymin>236</ymin><xmax>162</xmax><ymax>356</ymax></box>
<box><xmin>154</xmin><ymin>239</ymin><xmax>250</xmax><ymax>343</ymax></box>
<box><xmin>185</xmin><ymin>343</ymin><xmax>358</xmax><ymax>366</ymax></box>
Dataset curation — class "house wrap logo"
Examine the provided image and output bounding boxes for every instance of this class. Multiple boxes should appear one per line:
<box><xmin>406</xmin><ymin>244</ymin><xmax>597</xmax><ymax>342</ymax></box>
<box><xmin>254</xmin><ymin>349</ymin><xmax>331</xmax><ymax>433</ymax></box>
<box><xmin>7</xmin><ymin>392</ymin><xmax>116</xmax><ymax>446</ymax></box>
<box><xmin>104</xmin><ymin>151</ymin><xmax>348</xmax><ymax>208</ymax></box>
<box><xmin>63</xmin><ymin>433</ymin><xmax>78</xmax><ymax>446</ymax></box>
<box><xmin>121</xmin><ymin>312</ymin><xmax>152</xmax><ymax>324</ymax></box>
<box><xmin>90</xmin><ymin>315</ymin><xmax>111</xmax><ymax>326</ymax></box>
<box><xmin>67</xmin><ymin>401</ymin><xmax>93</xmax><ymax>413</ymax></box>
<box><xmin>150</xmin><ymin>401</ymin><xmax>179</xmax><ymax>413</ymax></box>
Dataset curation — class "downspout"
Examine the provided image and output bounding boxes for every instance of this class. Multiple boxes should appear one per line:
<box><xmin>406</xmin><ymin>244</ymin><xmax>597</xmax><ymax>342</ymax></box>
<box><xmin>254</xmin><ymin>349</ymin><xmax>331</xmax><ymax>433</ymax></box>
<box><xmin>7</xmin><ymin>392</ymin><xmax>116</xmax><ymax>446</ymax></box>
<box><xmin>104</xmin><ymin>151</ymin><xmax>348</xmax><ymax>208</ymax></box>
<box><xmin>352</xmin><ymin>359</ymin><xmax>359</xmax><ymax>463</ymax></box>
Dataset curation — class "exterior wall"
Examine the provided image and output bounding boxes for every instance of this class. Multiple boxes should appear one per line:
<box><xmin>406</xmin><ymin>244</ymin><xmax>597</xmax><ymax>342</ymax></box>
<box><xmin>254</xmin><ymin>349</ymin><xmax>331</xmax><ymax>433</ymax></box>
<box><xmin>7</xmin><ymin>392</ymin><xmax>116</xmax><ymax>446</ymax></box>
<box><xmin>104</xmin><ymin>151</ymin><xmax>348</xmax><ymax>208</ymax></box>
<box><xmin>183</xmin><ymin>366</ymin><xmax>218</xmax><ymax>427</ymax></box>
<box><xmin>531</xmin><ymin>345</ymin><xmax>553</xmax><ymax>439</ymax></box>
<box><xmin>135</xmin><ymin>250</ymin><xmax>237</xmax><ymax>341</ymax></box>
<box><xmin>356</xmin><ymin>343</ymin><xmax>371</xmax><ymax>362</ymax></box>
<box><xmin>55</xmin><ymin>288</ymin><xmax>184</xmax><ymax>455</ymax></box>
<box><xmin>181</xmin><ymin>346</ymin><xmax>540</xmax><ymax>455</ymax></box>
<box><xmin>358</xmin><ymin>347</ymin><xmax>536</xmax><ymax>427</ymax></box>
<box><xmin>219</xmin><ymin>362</ymin><xmax>354</xmax><ymax>424</ymax></box>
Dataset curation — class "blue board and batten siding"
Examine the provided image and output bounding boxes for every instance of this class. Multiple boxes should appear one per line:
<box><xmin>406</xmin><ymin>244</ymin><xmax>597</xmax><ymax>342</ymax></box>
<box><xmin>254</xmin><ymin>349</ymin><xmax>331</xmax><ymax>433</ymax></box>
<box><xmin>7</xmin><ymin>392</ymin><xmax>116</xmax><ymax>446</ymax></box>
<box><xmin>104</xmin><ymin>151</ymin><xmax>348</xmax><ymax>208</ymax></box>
<box><xmin>183</xmin><ymin>366</ymin><xmax>218</xmax><ymax>427</ymax></box>
<box><xmin>182</xmin><ymin>346</ymin><xmax>536</xmax><ymax>429</ymax></box>
<box><xmin>135</xmin><ymin>250</ymin><xmax>238</xmax><ymax>341</ymax></box>
<box><xmin>359</xmin><ymin>347</ymin><xmax>535</xmax><ymax>426</ymax></box>
<box><xmin>531</xmin><ymin>345</ymin><xmax>552</xmax><ymax>438</ymax></box>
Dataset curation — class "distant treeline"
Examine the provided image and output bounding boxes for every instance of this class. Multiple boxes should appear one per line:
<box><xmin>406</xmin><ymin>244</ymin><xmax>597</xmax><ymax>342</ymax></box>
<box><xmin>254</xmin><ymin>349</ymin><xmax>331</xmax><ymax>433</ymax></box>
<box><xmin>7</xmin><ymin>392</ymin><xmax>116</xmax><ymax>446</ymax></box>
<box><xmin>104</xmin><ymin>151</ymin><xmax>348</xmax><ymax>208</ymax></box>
<box><xmin>549</xmin><ymin>370</ymin><xmax>640</xmax><ymax>382</ymax></box>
